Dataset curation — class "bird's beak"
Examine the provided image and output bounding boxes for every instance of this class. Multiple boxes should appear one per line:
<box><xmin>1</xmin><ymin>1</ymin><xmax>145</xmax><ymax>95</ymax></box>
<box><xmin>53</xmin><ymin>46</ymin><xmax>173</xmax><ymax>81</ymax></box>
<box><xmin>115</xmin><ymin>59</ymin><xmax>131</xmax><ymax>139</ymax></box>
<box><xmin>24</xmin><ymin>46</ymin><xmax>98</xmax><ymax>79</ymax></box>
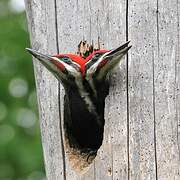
<box><xmin>26</xmin><ymin>48</ymin><xmax>58</xmax><ymax>74</ymax></box>
<box><xmin>106</xmin><ymin>41</ymin><xmax>132</xmax><ymax>58</ymax></box>
<box><xmin>26</xmin><ymin>48</ymin><xmax>53</xmax><ymax>64</ymax></box>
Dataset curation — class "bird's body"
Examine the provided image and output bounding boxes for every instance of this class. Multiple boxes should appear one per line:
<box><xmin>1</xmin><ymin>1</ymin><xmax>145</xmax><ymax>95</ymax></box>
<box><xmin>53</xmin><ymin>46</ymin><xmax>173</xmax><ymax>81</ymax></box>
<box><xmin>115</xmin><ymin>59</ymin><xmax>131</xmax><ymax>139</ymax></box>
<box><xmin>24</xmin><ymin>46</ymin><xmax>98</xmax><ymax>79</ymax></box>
<box><xmin>64</xmin><ymin>78</ymin><xmax>109</xmax><ymax>150</ymax></box>
<box><xmin>26</xmin><ymin>41</ymin><xmax>131</xmax><ymax>154</ymax></box>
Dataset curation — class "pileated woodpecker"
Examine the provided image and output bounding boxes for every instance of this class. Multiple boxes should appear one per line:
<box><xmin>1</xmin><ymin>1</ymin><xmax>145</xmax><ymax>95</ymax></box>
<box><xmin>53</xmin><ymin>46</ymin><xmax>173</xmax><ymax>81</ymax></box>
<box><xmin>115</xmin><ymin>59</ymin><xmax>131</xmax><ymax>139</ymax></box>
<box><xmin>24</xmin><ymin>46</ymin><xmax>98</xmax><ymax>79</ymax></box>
<box><xmin>26</xmin><ymin>41</ymin><xmax>131</xmax><ymax>155</ymax></box>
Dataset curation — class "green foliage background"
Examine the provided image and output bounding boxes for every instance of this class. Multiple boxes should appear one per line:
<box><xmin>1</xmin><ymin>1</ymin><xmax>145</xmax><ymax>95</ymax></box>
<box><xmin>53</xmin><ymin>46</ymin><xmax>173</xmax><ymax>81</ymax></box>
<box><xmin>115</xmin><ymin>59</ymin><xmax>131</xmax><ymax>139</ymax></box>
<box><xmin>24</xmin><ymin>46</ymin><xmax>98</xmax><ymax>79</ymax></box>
<box><xmin>0</xmin><ymin>0</ymin><xmax>45</xmax><ymax>179</ymax></box>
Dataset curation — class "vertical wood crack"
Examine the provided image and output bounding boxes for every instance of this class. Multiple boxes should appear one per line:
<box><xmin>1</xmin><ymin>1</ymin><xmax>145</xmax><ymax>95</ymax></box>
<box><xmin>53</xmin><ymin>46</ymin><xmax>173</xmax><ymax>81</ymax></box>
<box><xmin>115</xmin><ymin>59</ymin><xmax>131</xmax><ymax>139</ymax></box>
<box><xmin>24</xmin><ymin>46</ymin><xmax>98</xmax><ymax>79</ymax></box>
<box><xmin>54</xmin><ymin>0</ymin><xmax>66</xmax><ymax>179</ymax></box>
<box><xmin>152</xmin><ymin>51</ymin><xmax>158</xmax><ymax>180</ymax></box>
<box><xmin>156</xmin><ymin>0</ymin><xmax>160</xmax><ymax>56</ymax></box>
<box><xmin>153</xmin><ymin>1</ymin><xmax>160</xmax><ymax>179</ymax></box>
<box><xmin>176</xmin><ymin>0</ymin><xmax>180</xmax><ymax>158</ymax></box>
<box><xmin>126</xmin><ymin>0</ymin><xmax>130</xmax><ymax>179</ymax></box>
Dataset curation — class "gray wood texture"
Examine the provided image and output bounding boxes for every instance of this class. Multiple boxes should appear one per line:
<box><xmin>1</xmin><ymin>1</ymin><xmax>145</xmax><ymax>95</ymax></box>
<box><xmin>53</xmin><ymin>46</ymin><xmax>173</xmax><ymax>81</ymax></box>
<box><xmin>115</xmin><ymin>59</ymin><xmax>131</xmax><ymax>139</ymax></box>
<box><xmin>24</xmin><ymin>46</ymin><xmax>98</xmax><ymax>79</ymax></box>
<box><xmin>128</xmin><ymin>1</ymin><xmax>157</xmax><ymax>179</ymax></box>
<box><xmin>25</xmin><ymin>0</ymin><xmax>180</xmax><ymax>179</ymax></box>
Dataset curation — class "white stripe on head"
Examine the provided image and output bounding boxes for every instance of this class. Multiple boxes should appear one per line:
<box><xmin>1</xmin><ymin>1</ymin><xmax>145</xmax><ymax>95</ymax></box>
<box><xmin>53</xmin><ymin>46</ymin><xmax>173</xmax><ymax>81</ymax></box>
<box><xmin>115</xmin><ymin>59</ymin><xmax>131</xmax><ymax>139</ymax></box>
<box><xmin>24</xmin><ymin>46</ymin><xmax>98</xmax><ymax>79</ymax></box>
<box><xmin>52</xmin><ymin>57</ymin><xmax>81</xmax><ymax>78</ymax></box>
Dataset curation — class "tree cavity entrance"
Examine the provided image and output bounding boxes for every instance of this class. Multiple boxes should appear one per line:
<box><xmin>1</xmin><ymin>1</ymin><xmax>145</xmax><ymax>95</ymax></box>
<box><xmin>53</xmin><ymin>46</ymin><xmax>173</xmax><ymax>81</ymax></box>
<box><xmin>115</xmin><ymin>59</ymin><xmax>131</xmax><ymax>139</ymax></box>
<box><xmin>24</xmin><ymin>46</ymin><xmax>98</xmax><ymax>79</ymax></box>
<box><xmin>63</xmin><ymin>90</ymin><xmax>107</xmax><ymax>173</ymax></box>
<box><xmin>62</xmin><ymin>40</ymin><xmax>108</xmax><ymax>172</ymax></box>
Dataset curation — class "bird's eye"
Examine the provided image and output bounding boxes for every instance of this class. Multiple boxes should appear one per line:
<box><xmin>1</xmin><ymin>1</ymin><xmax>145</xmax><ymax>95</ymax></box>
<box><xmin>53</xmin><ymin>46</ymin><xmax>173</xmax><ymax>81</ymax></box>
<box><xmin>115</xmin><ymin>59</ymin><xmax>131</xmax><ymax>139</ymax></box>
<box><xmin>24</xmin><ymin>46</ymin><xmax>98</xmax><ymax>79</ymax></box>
<box><xmin>91</xmin><ymin>53</ymin><xmax>104</xmax><ymax>62</ymax></box>
<box><xmin>58</xmin><ymin>57</ymin><xmax>72</xmax><ymax>64</ymax></box>
<box><xmin>94</xmin><ymin>53</ymin><xmax>101</xmax><ymax>57</ymax></box>
<box><xmin>62</xmin><ymin>57</ymin><xmax>71</xmax><ymax>62</ymax></box>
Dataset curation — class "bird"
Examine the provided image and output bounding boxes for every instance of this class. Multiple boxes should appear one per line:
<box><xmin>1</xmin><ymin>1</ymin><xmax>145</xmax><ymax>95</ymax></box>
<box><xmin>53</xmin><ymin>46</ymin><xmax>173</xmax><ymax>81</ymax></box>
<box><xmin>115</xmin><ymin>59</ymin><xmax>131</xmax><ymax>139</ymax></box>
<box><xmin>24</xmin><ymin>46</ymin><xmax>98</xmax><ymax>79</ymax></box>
<box><xmin>26</xmin><ymin>41</ymin><xmax>131</xmax><ymax>157</ymax></box>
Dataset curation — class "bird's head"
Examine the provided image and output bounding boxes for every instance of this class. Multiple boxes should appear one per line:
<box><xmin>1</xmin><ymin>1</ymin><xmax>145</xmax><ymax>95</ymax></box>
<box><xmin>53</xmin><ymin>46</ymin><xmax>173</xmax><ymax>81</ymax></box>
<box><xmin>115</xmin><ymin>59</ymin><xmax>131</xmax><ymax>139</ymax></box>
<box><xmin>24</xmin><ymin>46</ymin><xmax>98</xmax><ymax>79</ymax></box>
<box><xmin>26</xmin><ymin>41</ymin><xmax>131</xmax><ymax>87</ymax></box>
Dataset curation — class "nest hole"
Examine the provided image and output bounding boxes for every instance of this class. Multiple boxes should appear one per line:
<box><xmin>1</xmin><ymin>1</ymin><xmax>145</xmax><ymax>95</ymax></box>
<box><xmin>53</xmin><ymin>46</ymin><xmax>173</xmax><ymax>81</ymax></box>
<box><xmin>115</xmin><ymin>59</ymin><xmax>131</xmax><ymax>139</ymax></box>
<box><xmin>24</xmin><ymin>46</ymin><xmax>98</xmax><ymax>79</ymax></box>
<box><xmin>63</xmin><ymin>105</ymin><xmax>105</xmax><ymax>173</ymax></box>
<box><xmin>62</xmin><ymin>39</ymin><xmax>108</xmax><ymax>173</ymax></box>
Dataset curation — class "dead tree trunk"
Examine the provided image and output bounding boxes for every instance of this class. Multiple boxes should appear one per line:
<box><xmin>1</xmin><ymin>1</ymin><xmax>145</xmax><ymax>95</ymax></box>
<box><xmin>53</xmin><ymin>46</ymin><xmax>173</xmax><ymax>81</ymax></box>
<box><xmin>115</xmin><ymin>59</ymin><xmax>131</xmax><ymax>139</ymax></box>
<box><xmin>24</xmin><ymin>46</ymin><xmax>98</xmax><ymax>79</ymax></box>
<box><xmin>25</xmin><ymin>0</ymin><xmax>180</xmax><ymax>179</ymax></box>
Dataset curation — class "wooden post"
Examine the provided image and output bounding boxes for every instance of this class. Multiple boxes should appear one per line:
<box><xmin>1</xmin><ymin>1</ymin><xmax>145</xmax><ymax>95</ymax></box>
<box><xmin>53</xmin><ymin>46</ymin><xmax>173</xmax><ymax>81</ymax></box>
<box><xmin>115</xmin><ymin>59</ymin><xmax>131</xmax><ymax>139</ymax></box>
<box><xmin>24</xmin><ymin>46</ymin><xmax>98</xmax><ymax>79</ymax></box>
<box><xmin>25</xmin><ymin>0</ymin><xmax>180</xmax><ymax>179</ymax></box>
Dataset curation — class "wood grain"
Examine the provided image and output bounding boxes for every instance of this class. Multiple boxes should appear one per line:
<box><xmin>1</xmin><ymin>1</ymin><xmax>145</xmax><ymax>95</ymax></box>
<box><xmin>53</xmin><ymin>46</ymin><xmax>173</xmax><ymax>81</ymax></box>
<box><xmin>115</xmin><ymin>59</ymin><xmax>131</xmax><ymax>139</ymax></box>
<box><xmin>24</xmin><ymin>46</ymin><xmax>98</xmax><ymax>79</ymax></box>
<box><xmin>154</xmin><ymin>0</ymin><xmax>180</xmax><ymax>179</ymax></box>
<box><xmin>128</xmin><ymin>1</ymin><xmax>157</xmax><ymax>179</ymax></box>
<box><xmin>25</xmin><ymin>1</ymin><xmax>65</xmax><ymax>179</ymax></box>
<box><xmin>25</xmin><ymin>0</ymin><xmax>180</xmax><ymax>179</ymax></box>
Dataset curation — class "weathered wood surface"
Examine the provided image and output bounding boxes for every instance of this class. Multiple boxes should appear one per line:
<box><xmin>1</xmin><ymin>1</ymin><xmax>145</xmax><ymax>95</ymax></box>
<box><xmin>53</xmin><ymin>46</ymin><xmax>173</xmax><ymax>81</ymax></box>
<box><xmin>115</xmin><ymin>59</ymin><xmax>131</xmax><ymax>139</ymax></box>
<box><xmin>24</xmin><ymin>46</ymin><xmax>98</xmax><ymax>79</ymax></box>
<box><xmin>25</xmin><ymin>0</ymin><xmax>180</xmax><ymax>179</ymax></box>
<box><xmin>25</xmin><ymin>1</ymin><xmax>65</xmax><ymax>179</ymax></box>
<box><xmin>154</xmin><ymin>0</ymin><xmax>180</xmax><ymax>179</ymax></box>
<box><xmin>128</xmin><ymin>1</ymin><xmax>157</xmax><ymax>179</ymax></box>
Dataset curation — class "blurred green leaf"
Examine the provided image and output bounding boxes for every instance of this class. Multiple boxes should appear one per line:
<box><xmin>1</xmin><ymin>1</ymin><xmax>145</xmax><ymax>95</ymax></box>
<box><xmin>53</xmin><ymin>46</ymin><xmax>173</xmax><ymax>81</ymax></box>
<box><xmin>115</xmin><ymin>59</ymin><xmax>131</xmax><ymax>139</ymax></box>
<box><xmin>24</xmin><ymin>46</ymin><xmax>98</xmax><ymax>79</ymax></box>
<box><xmin>0</xmin><ymin>0</ymin><xmax>45</xmax><ymax>179</ymax></box>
